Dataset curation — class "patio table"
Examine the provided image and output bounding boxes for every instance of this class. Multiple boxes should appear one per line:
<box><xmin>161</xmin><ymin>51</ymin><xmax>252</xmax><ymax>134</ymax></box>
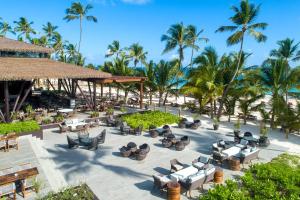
<box><xmin>170</xmin><ymin>166</ymin><xmax>198</xmax><ymax>182</ymax></box>
<box><xmin>58</xmin><ymin>108</ymin><xmax>74</xmax><ymax>113</ymax></box>
<box><xmin>222</xmin><ymin>146</ymin><xmax>241</xmax><ymax>158</ymax></box>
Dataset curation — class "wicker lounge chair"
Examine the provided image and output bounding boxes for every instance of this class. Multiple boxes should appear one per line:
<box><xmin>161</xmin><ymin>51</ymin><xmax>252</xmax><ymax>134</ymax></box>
<box><xmin>162</xmin><ymin>125</ymin><xmax>171</xmax><ymax>136</ymax></box>
<box><xmin>239</xmin><ymin>149</ymin><xmax>260</xmax><ymax>168</ymax></box>
<box><xmin>180</xmin><ymin>172</ymin><xmax>206</xmax><ymax>198</ymax></box>
<box><xmin>86</xmin><ymin>137</ymin><xmax>99</xmax><ymax>151</ymax></box>
<box><xmin>181</xmin><ymin>136</ymin><xmax>190</xmax><ymax>146</ymax></box>
<box><xmin>175</xmin><ymin>141</ymin><xmax>185</xmax><ymax>151</ymax></box>
<box><xmin>170</xmin><ymin>159</ymin><xmax>184</xmax><ymax>172</ymax></box>
<box><xmin>204</xmin><ymin>165</ymin><xmax>216</xmax><ymax>183</ymax></box>
<box><xmin>212</xmin><ymin>151</ymin><xmax>226</xmax><ymax>165</ymax></box>
<box><xmin>134</xmin><ymin>149</ymin><xmax>148</xmax><ymax>160</ymax></box>
<box><xmin>67</xmin><ymin>136</ymin><xmax>79</xmax><ymax>149</ymax></box>
<box><xmin>127</xmin><ymin>142</ymin><xmax>137</xmax><ymax>153</ymax></box>
<box><xmin>192</xmin><ymin>156</ymin><xmax>210</xmax><ymax>170</ymax></box>
<box><xmin>152</xmin><ymin>174</ymin><xmax>168</xmax><ymax>193</ymax></box>
<box><xmin>120</xmin><ymin>146</ymin><xmax>132</xmax><ymax>157</ymax></box>
<box><xmin>139</xmin><ymin>143</ymin><xmax>150</xmax><ymax>154</ymax></box>
<box><xmin>96</xmin><ymin>129</ymin><xmax>106</xmax><ymax>145</ymax></box>
<box><xmin>162</xmin><ymin>138</ymin><xmax>173</xmax><ymax>148</ymax></box>
<box><xmin>0</xmin><ymin>183</ymin><xmax>16</xmax><ymax>200</ymax></box>
<box><xmin>244</xmin><ymin>132</ymin><xmax>253</xmax><ymax>137</ymax></box>
<box><xmin>134</xmin><ymin>125</ymin><xmax>143</xmax><ymax>135</ymax></box>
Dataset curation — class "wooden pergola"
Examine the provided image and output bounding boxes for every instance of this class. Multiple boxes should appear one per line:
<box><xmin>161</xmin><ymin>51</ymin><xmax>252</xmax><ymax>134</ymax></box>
<box><xmin>0</xmin><ymin>37</ymin><xmax>146</xmax><ymax>122</ymax></box>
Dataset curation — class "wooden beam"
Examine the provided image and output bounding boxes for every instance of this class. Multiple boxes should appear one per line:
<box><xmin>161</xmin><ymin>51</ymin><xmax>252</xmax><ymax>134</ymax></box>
<box><xmin>88</xmin><ymin>81</ymin><xmax>93</xmax><ymax>105</ymax></box>
<box><xmin>0</xmin><ymin>110</ymin><xmax>5</xmax><ymax>122</ymax></box>
<box><xmin>12</xmin><ymin>81</ymin><xmax>25</xmax><ymax>113</ymax></box>
<box><xmin>140</xmin><ymin>81</ymin><xmax>144</xmax><ymax>109</ymax></box>
<box><xmin>61</xmin><ymin>79</ymin><xmax>71</xmax><ymax>95</ymax></box>
<box><xmin>100</xmin><ymin>83</ymin><xmax>103</xmax><ymax>98</ymax></box>
<box><xmin>46</xmin><ymin>79</ymin><xmax>56</xmax><ymax>91</ymax></box>
<box><xmin>4</xmin><ymin>81</ymin><xmax>10</xmax><ymax>122</ymax></box>
<box><xmin>16</xmin><ymin>80</ymin><xmax>36</xmax><ymax>112</ymax></box>
<box><xmin>76</xmin><ymin>81</ymin><xmax>93</xmax><ymax>110</ymax></box>
<box><xmin>93</xmin><ymin>81</ymin><xmax>97</xmax><ymax>110</ymax></box>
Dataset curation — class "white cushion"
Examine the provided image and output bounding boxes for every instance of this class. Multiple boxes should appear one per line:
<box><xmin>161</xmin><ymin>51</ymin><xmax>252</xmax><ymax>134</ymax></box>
<box><xmin>193</xmin><ymin>162</ymin><xmax>205</xmax><ymax>169</ymax></box>
<box><xmin>244</xmin><ymin>148</ymin><xmax>251</xmax><ymax>153</ymax></box>
<box><xmin>205</xmin><ymin>167</ymin><xmax>215</xmax><ymax>175</ymax></box>
<box><xmin>187</xmin><ymin>173</ymin><xmax>205</xmax><ymax>183</ymax></box>
<box><xmin>220</xmin><ymin>141</ymin><xmax>225</xmax><ymax>146</ymax></box>
<box><xmin>240</xmin><ymin>139</ymin><xmax>248</xmax><ymax>145</ymax></box>
<box><xmin>222</xmin><ymin>146</ymin><xmax>241</xmax><ymax>157</ymax></box>
<box><xmin>174</xmin><ymin>164</ymin><xmax>184</xmax><ymax>171</ymax></box>
<box><xmin>235</xmin><ymin>144</ymin><xmax>245</xmax><ymax>148</ymax></box>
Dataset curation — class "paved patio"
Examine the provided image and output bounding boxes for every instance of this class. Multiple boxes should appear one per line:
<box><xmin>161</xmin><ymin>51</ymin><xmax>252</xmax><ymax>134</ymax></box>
<box><xmin>40</xmin><ymin>110</ymin><xmax>296</xmax><ymax>200</ymax></box>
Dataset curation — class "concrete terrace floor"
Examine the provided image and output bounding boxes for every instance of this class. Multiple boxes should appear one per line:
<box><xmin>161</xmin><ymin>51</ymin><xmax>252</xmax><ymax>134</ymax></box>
<box><xmin>39</xmin><ymin>107</ymin><xmax>300</xmax><ymax>200</ymax></box>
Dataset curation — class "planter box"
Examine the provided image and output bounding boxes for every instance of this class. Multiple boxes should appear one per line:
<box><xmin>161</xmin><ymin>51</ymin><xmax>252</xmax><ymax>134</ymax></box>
<box><xmin>41</xmin><ymin>123</ymin><xmax>59</xmax><ymax>130</ymax></box>
<box><xmin>19</xmin><ymin>128</ymin><xmax>43</xmax><ymax>140</ymax></box>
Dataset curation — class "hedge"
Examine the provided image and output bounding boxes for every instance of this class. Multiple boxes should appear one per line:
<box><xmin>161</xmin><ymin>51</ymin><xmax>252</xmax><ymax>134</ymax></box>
<box><xmin>0</xmin><ymin>120</ymin><xmax>40</xmax><ymax>135</ymax></box>
<box><xmin>122</xmin><ymin>111</ymin><xmax>180</xmax><ymax>130</ymax></box>
<box><xmin>200</xmin><ymin>153</ymin><xmax>300</xmax><ymax>200</ymax></box>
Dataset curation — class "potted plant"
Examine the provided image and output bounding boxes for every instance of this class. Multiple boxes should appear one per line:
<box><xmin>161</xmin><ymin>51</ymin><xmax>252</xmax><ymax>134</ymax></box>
<box><xmin>90</xmin><ymin>111</ymin><xmax>99</xmax><ymax>118</ymax></box>
<box><xmin>234</xmin><ymin>118</ymin><xmax>241</xmax><ymax>134</ymax></box>
<box><xmin>259</xmin><ymin>123</ymin><xmax>270</xmax><ymax>147</ymax></box>
<box><xmin>106</xmin><ymin>107</ymin><xmax>114</xmax><ymax>115</ymax></box>
<box><xmin>54</xmin><ymin>114</ymin><xmax>64</xmax><ymax>123</ymax></box>
<box><xmin>33</xmin><ymin>179</ymin><xmax>43</xmax><ymax>194</ymax></box>
<box><xmin>213</xmin><ymin>118</ymin><xmax>219</xmax><ymax>130</ymax></box>
<box><xmin>120</xmin><ymin>106</ymin><xmax>127</xmax><ymax>114</ymax></box>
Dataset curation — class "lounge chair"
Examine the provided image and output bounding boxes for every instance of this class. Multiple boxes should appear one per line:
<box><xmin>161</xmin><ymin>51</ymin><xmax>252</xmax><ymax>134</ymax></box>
<box><xmin>175</xmin><ymin>141</ymin><xmax>185</xmax><ymax>151</ymax></box>
<box><xmin>59</xmin><ymin>124</ymin><xmax>69</xmax><ymax>133</ymax></box>
<box><xmin>212</xmin><ymin>151</ymin><xmax>226</xmax><ymax>165</ymax></box>
<box><xmin>139</xmin><ymin>143</ymin><xmax>150</xmax><ymax>154</ymax></box>
<box><xmin>127</xmin><ymin>142</ymin><xmax>137</xmax><ymax>153</ymax></box>
<box><xmin>106</xmin><ymin>115</ymin><xmax>116</xmax><ymax>127</ymax></box>
<box><xmin>86</xmin><ymin>137</ymin><xmax>99</xmax><ymax>151</ymax></box>
<box><xmin>152</xmin><ymin>174</ymin><xmax>169</xmax><ymax>193</ymax></box>
<box><xmin>96</xmin><ymin>129</ymin><xmax>106</xmax><ymax>145</ymax></box>
<box><xmin>120</xmin><ymin>146</ymin><xmax>132</xmax><ymax>157</ymax></box>
<box><xmin>239</xmin><ymin>149</ymin><xmax>260</xmax><ymax>168</ymax></box>
<box><xmin>67</xmin><ymin>136</ymin><xmax>79</xmax><ymax>149</ymax></box>
<box><xmin>181</xmin><ymin>136</ymin><xmax>190</xmax><ymax>146</ymax></box>
<box><xmin>192</xmin><ymin>156</ymin><xmax>210</xmax><ymax>170</ymax></box>
<box><xmin>244</xmin><ymin>132</ymin><xmax>253</xmax><ymax>137</ymax></box>
<box><xmin>170</xmin><ymin>159</ymin><xmax>184</xmax><ymax>172</ymax></box>
<box><xmin>134</xmin><ymin>149</ymin><xmax>148</xmax><ymax>160</ymax></box>
<box><xmin>134</xmin><ymin>125</ymin><xmax>143</xmax><ymax>136</ymax></box>
<box><xmin>180</xmin><ymin>171</ymin><xmax>206</xmax><ymax>198</ymax></box>
<box><xmin>0</xmin><ymin>183</ymin><xmax>16</xmax><ymax>200</ymax></box>
<box><xmin>162</xmin><ymin>138</ymin><xmax>173</xmax><ymax>148</ymax></box>
<box><xmin>235</xmin><ymin>139</ymin><xmax>248</xmax><ymax>149</ymax></box>
<box><xmin>204</xmin><ymin>165</ymin><xmax>216</xmax><ymax>183</ymax></box>
<box><xmin>162</xmin><ymin>125</ymin><xmax>171</xmax><ymax>136</ymax></box>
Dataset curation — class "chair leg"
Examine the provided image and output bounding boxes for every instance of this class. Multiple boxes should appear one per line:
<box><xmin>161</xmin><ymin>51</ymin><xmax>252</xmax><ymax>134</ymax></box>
<box><xmin>13</xmin><ymin>190</ymin><xmax>16</xmax><ymax>200</ymax></box>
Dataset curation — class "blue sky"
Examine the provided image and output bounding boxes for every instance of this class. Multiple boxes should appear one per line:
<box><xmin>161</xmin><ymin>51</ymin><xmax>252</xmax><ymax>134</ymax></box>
<box><xmin>1</xmin><ymin>0</ymin><xmax>300</xmax><ymax>67</ymax></box>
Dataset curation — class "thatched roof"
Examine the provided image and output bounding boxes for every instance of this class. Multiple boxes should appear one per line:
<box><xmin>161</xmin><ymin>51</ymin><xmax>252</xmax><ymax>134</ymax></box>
<box><xmin>0</xmin><ymin>37</ymin><xmax>54</xmax><ymax>54</ymax></box>
<box><xmin>0</xmin><ymin>57</ymin><xmax>112</xmax><ymax>81</ymax></box>
<box><xmin>97</xmin><ymin>76</ymin><xmax>147</xmax><ymax>83</ymax></box>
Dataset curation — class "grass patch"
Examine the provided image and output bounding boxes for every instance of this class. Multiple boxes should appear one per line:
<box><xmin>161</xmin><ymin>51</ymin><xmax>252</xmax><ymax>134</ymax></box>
<box><xmin>0</xmin><ymin>120</ymin><xmax>40</xmax><ymax>135</ymax></box>
<box><xmin>200</xmin><ymin>153</ymin><xmax>300</xmax><ymax>200</ymax></box>
<box><xmin>122</xmin><ymin>111</ymin><xmax>180</xmax><ymax>130</ymax></box>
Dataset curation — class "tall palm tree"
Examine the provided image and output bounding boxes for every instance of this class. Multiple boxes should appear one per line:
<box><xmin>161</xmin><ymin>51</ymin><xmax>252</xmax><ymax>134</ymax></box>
<box><xmin>182</xmin><ymin>47</ymin><xmax>224</xmax><ymax>118</ymax></box>
<box><xmin>42</xmin><ymin>22</ymin><xmax>58</xmax><ymax>44</ymax></box>
<box><xmin>64</xmin><ymin>2</ymin><xmax>97</xmax><ymax>52</ymax></box>
<box><xmin>14</xmin><ymin>17</ymin><xmax>36</xmax><ymax>41</ymax></box>
<box><xmin>270</xmin><ymin>38</ymin><xmax>300</xmax><ymax>103</ymax></box>
<box><xmin>106</xmin><ymin>40</ymin><xmax>123</xmax><ymax>58</ymax></box>
<box><xmin>0</xmin><ymin>21</ymin><xmax>15</xmax><ymax>37</ymax></box>
<box><xmin>186</xmin><ymin>25</ymin><xmax>208</xmax><ymax>68</ymax></box>
<box><xmin>216</xmin><ymin>0</ymin><xmax>268</xmax><ymax>119</ymax></box>
<box><xmin>128</xmin><ymin>43</ymin><xmax>147</xmax><ymax>68</ymax></box>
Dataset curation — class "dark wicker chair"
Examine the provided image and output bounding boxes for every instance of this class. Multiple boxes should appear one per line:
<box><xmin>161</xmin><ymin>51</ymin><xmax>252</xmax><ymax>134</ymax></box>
<box><xmin>244</xmin><ymin>131</ymin><xmax>253</xmax><ymax>137</ymax></box>
<box><xmin>134</xmin><ymin>125</ymin><xmax>143</xmax><ymax>135</ymax></box>
<box><xmin>139</xmin><ymin>143</ymin><xmax>150</xmax><ymax>154</ymax></box>
<box><xmin>162</xmin><ymin>125</ymin><xmax>171</xmax><ymax>136</ymax></box>
<box><xmin>162</xmin><ymin>138</ymin><xmax>173</xmax><ymax>148</ymax></box>
<box><xmin>166</xmin><ymin>134</ymin><xmax>176</xmax><ymax>144</ymax></box>
<box><xmin>212</xmin><ymin>151</ymin><xmax>226</xmax><ymax>165</ymax></box>
<box><xmin>96</xmin><ymin>129</ymin><xmax>106</xmax><ymax>145</ymax></box>
<box><xmin>150</xmin><ymin>129</ymin><xmax>159</xmax><ymax>138</ymax></box>
<box><xmin>127</xmin><ymin>142</ymin><xmax>137</xmax><ymax>153</ymax></box>
<box><xmin>106</xmin><ymin>116</ymin><xmax>116</xmax><ymax>127</ymax></box>
<box><xmin>120</xmin><ymin>123</ymin><xmax>131</xmax><ymax>135</ymax></box>
<box><xmin>180</xmin><ymin>174</ymin><xmax>206</xmax><ymax>198</ymax></box>
<box><xmin>120</xmin><ymin>146</ymin><xmax>132</xmax><ymax>157</ymax></box>
<box><xmin>86</xmin><ymin>137</ymin><xmax>98</xmax><ymax>151</ymax></box>
<box><xmin>240</xmin><ymin>150</ymin><xmax>260</xmax><ymax>168</ymax></box>
<box><xmin>181</xmin><ymin>136</ymin><xmax>190</xmax><ymax>146</ymax></box>
<box><xmin>67</xmin><ymin>136</ymin><xmax>79</xmax><ymax>149</ymax></box>
<box><xmin>135</xmin><ymin>149</ymin><xmax>147</xmax><ymax>160</ymax></box>
<box><xmin>175</xmin><ymin>141</ymin><xmax>185</xmax><ymax>151</ymax></box>
<box><xmin>178</xmin><ymin>122</ymin><xmax>186</xmax><ymax>128</ymax></box>
<box><xmin>59</xmin><ymin>124</ymin><xmax>69</xmax><ymax>133</ymax></box>
<box><xmin>152</xmin><ymin>174</ymin><xmax>168</xmax><ymax>193</ymax></box>
<box><xmin>170</xmin><ymin>159</ymin><xmax>184</xmax><ymax>172</ymax></box>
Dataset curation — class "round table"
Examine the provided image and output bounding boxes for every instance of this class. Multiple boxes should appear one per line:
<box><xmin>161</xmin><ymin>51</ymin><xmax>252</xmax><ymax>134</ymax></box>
<box><xmin>214</xmin><ymin>168</ymin><xmax>224</xmax><ymax>184</ymax></box>
<box><xmin>167</xmin><ymin>182</ymin><xmax>181</xmax><ymax>200</ymax></box>
<box><xmin>229</xmin><ymin>157</ymin><xmax>241</xmax><ymax>171</ymax></box>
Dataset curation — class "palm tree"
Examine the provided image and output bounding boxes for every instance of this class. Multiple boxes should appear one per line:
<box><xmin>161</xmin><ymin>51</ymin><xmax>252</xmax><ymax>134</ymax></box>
<box><xmin>128</xmin><ymin>43</ymin><xmax>147</xmax><ymax>68</ymax></box>
<box><xmin>14</xmin><ymin>17</ymin><xmax>36</xmax><ymax>41</ymax></box>
<box><xmin>270</xmin><ymin>38</ymin><xmax>300</xmax><ymax>103</ymax></box>
<box><xmin>64</xmin><ymin>2</ymin><xmax>97</xmax><ymax>52</ymax></box>
<box><xmin>186</xmin><ymin>25</ymin><xmax>208</xmax><ymax>68</ymax></box>
<box><xmin>216</xmin><ymin>0</ymin><xmax>268</xmax><ymax>119</ymax></box>
<box><xmin>42</xmin><ymin>22</ymin><xmax>59</xmax><ymax>44</ymax></box>
<box><xmin>182</xmin><ymin>47</ymin><xmax>224</xmax><ymax>118</ymax></box>
<box><xmin>154</xmin><ymin>60</ymin><xmax>181</xmax><ymax>106</ymax></box>
<box><xmin>0</xmin><ymin>21</ymin><xmax>15</xmax><ymax>37</ymax></box>
<box><xmin>106</xmin><ymin>40</ymin><xmax>123</xmax><ymax>58</ymax></box>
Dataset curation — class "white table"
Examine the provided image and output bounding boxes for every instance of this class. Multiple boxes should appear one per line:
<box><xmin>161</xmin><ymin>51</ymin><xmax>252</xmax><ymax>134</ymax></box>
<box><xmin>58</xmin><ymin>109</ymin><xmax>74</xmax><ymax>113</ymax></box>
<box><xmin>65</xmin><ymin>119</ymin><xmax>87</xmax><ymax>131</ymax></box>
<box><xmin>222</xmin><ymin>146</ymin><xmax>241</xmax><ymax>157</ymax></box>
<box><xmin>170</xmin><ymin>166</ymin><xmax>198</xmax><ymax>182</ymax></box>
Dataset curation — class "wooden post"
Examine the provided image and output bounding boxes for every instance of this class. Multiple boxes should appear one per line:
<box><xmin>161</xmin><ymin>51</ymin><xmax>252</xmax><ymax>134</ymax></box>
<box><xmin>100</xmin><ymin>83</ymin><xmax>103</xmax><ymax>98</ymax></box>
<box><xmin>58</xmin><ymin>79</ymin><xmax>61</xmax><ymax>92</ymax></box>
<box><xmin>93</xmin><ymin>81</ymin><xmax>97</xmax><ymax>110</ymax></box>
<box><xmin>4</xmin><ymin>81</ymin><xmax>10</xmax><ymax>122</ymax></box>
<box><xmin>16</xmin><ymin>80</ymin><xmax>36</xmax><ymax>112</ymax></box>
<box><xmin>12</xmin><ymin>81</ymin><xmax>25</xmax><ymax>113</ymax></box>
<box><xmin>75</xmin><ymin>81</ymin><xmax>93</xmax><ymax>110</ymax></box>
<box><xmin>140</xmin><ymin>81</ymin><xmax>144</xmax><ymax>109</ymax></box>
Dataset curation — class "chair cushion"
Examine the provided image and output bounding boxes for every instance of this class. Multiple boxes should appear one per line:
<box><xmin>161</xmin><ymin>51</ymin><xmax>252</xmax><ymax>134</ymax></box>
<box><xmin>199</xmin><ymin>156</ymin><xmax>209</xmax><ymax>164</ymax></box>
<box><xmin>187</xmin><ymin>172</ymin><xmax>205</xmax><ymax>183</ymax></box>
<box><xmin>240</xmin><ymin>139</ymin><xmax>248</xmax><ymax>145</ymax></box>
<box><xmin>205</xmin><ymin>167</ymin><xmax>215</xmax><ymax>175</ymax></box>
<box><xmin>173</xmin><ymin>164</ymin><xmax>184</xmax><ymax>171</ymax></box>
<box><xmin>0</xmin><ymin>183</ymin><xmax>15</xmax><ymax>195</ymax></box>
<box><xmin>193</xmin><ymin>162</ymin><xmax>205</xmax><ymax>169</ymax></box>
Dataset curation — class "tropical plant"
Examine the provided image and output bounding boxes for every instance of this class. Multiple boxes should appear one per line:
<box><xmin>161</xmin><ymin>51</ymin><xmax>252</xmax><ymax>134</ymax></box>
<box><xmin>0</xmin><ymin>120</ymin><xmax>40</xmax><ymax>135</ymax></box>
<box><xmin>105</xmin><ymin>40</ymin><xmax>123</xmax><ymax>58</ymax></box>
<box><xmin>42</xmin><ymin>22</ymin><xmax>59</xmax><ymax>45</ymax></box>
<box><xmin>0</xmin><ymin>21</ymin><xmax>15</xmax><ymax>37</ymax></box>
<box><xmin>14</xmin><ymin>17</ymin><xmax>36</xmax><ymax>41</ymax></box>
<box><xmin>64</xmin><ymin>2</ymin><xmax>97</xmax><ymax>52</ymax></box>
<box><xmin>216</xmin><ymin>0</ymin><xmax>268</xmax><ymax>119</ymax></box>
<box><xmin>128</xmin><ymin>43</ymin><xmax>147</xmax><ymax>68</ymax></box>
<box><xmin>185</xmin><ymin>25</ymin><xmax>208</xmax><ymax>68</ymax></box>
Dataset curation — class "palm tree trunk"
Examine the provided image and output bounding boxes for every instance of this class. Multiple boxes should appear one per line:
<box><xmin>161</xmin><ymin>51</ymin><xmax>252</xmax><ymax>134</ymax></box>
<box><xmin>217</xmin><ymin>34</ymin><xmax>245</xmax><ymax>119</ymax></box>
<box><xmin>210</xmin><ymin>101</ymin><xmax>214</xmax><ymax>119</ymax></box>
<box><xmin>149</xmin><ymin>92</ymin><xmax>153</xmax><ymax>105</ymax></box>
<box><xmin>117</xmin><ymin>87</ymin><xmax>119</xmax><ymax>100</ymax></box>
<box><xmin>158</xmin><ymin>91</ymin><xmax>163</xmax><ymax>107</ymax></box>
<box><xmin>78</xmin><ymin>17</ymin><xmax>82</xmax><ymax>53</ymax></box>
<box><xmin>190</xmin><ymin>43</ymin><xmax>195</xmax><ymax>69</ymax></box>
<box><xmin>163</xmin><ymin>92</ymin><xmax>169</xmax><ymax>106</ymax></box>
<box><xmin>124</xmin><ymin>90</ymin><xmax>128</xmax><ymax>105</ymax></box>
<box><xmin>285</xmin><ymin>59</ymin><xmax>289</xmax><ymax>105</ymax></box>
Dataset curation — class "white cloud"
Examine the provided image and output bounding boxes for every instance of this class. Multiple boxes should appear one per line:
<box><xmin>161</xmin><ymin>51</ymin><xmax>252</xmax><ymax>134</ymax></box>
<box><xmin>120</xmin><ymin>0</ymin><xmax>151</xmax><ymax>5</ymax></box>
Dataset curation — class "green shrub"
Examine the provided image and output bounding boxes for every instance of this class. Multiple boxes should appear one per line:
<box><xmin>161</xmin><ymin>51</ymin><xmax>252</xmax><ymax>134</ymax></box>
<box><xmin>200</xmin><ymin>153</ymin><xmax>300</xmax><ymax>200</ymax></box>
<box><xmin>90</xmin><ymin>111</ymin><xmax>99</xmax><ymax>118</ymax></box>
<box><xmin>53</xmin><ymin>114</ymin><xmax>64</xmax><ymax>123</ymax></box>
<box><xmin>122</xmin><ymin>111</ymin><xmax>180</xmax><ymax>130</ymax></box>
<box><xmin>38</xmin><ymin>184</ymin><xmax>95</xmax><ymax>200</ymax></box>
<box><xmin>42</xmin><ymin>118</ymin><xmax>52</xmax><ymax>125</ymax></box>
<box><xmin>0</xmin><ymin>120</ymin><xmax>40</xmax><ymax>135</ymax></box>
